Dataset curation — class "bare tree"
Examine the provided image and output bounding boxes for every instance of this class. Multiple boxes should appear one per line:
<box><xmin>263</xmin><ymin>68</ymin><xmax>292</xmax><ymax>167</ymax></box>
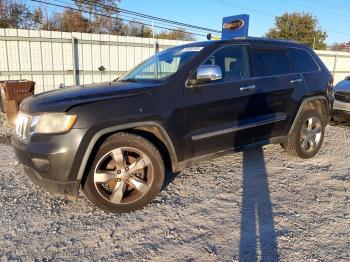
<box><xmin>157</xmin><ymin>27</ymin><xmax>195</xmax><ymax>41</ymax></box>
<box><xmin>75</xmin><ymin>0</ymin><xmax>123</xmax><ymax>34</ymax></box>
<box><xmin>122</xmin><ymin>21</ymin><xmax>153</xmax><ymax>38</ymax></box>
<box><xmin>75</xmin><ymin>0</ymin><xmax>120</xmax><ymax>17</ymax></box>
<box><xmin>331</xmin><ymin>41</ymin><xmax>350</xmax><ymax>52</ymax></box>
<box><xmin>0</xmin><ymin>0</ymin><xmax>196</xmax><ymax>41</ymax></box>
<box><xmin>56</xmin><ymin>9</ymin><xmax>90</xmax><ymax>33</ymax></box>
<box><xmin>0</xmin><ymin>0</ymin><xmax>35</xmax><ymax>29</ymax></box>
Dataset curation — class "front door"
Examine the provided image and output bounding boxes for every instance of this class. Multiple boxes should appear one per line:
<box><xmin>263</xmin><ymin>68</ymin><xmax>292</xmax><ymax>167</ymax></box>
<box><xmin>184</xmin><ymin>45</ymin><xmax>259</xmax><ymax>158</ymax></box>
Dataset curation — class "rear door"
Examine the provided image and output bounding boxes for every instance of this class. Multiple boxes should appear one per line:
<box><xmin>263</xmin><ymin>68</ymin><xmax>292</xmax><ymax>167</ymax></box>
<box><xmin>288</xmin><ymin>47</ymin><xmax>324</xmax><ymax>94</ymax></box>
<box><xmin>249</xmin><ymin>46</ymin><xmax>308</xmax><ymax>141</ymax></box>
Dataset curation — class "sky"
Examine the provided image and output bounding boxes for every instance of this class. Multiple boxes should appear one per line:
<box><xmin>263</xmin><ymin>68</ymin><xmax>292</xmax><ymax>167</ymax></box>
<box><xmin>28</xmin><ymin>0</ymin><xmax>350</xmax><ymax>45</ymax></box>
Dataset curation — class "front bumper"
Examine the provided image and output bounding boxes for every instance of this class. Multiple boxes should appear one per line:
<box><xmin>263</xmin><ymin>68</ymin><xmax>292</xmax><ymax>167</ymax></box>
<box><xmin>331</xmin><ymin>109</ymin><xmax>350</xmax><ymax>125</ymax></box>
<box><xmin>333</xmin><ymin>97</ymin><xmax>350</xmax><ymax>112</ymax></box>
<box><xmin>21</xmin><ymin>165</ymin><xmax>80</xmax><ymax>196</ymax></box>
<box><xmin>331</xmin><ymin>95</ymin><xmax>350</xmax><ymax>125</ymax></box>
<box><xmin>11</xmin><ymin>129</ymin><xmax>86</xmax><ymax>197</ymax></box>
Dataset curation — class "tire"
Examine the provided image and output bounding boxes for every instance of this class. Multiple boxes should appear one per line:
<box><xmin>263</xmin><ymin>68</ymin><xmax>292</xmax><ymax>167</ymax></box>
<box><xmin>285</xmin><ymin>109</ymin><xmax>325</xmax><ymax>159</ymax></box>
<box><xmin>83</xmin><ymin>132</ymin><xmax>164</xmax><ymax>213</ymax></box>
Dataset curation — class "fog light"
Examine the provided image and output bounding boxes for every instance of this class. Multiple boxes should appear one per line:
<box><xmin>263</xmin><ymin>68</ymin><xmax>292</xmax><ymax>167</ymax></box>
<box><xmin>32</xmin><ymin>158</ymin><xmax>49</xmax><ymax>171</ymax></box>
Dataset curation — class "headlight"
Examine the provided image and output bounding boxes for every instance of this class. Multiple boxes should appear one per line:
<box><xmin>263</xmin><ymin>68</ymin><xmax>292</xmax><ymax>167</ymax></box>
<box><xmin>32</xmin><ymin>113</ymin><xmax>77</xmax><ymax>134</ymax></box>
<box><xmin>15</xmin><ymin>112</ymin><xmax>31</xmax><ymax>140</ymax></box>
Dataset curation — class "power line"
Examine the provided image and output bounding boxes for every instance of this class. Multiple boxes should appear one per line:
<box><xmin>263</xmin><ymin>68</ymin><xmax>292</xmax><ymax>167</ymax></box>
<box><xmin>73</xmin><ymin>0</ymin><xmax>222</xmax><ymax>34</ymax></box>
<box><xmin>211</xmin><ymin>0</ymin><xmax>274</xmax><ymax>18</ymax></box>
<box><xmin>209</xmin><ymin>0</ymin><xmax>350</xmax><ymax>38</ymax></box>
<box><xmin>278</xmin><ymin>0</ymin><xmax>350</xmax><ymax>37</ymax></box>
<box><xmin>30</xmin><ymin>0</ymin><xmax>209</xmax><ymax>37</ymax></box>
<box><xmin>279</xmin><ymin>0</ymin><xmax>350</xmax><ymax>19</ymax></box>
<box><xmin>304</xmin><ymin>0</ymin><xmax>350</xmax><ymax>13</ymax></box>
<box><xmin>50</xmin><ymin>0</ymin><xmax>195</xmax><ymax>33</ymax></box>
<box><xmin>52</xmin><ymin>0</ymin><xmax>214</xmax><ymax>35</ymax></box>
<box><xmin>310</xmin><ymin>0</ymin><xmax>350</xmax><ymax>13</ymax></box>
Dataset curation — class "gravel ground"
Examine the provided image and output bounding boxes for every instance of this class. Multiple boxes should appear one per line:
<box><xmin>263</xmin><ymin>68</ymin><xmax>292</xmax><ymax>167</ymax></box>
<box><xmin>0</xmin><ymin>116</ymin><xmax>349</xmax><ymax>261</ymax></box>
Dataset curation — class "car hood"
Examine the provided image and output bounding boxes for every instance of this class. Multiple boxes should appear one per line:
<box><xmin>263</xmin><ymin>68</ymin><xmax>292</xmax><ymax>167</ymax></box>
<box><xmin>20</xmin><ymin>81</ymin><xmax>159</xmax><ymax>113</ymax></box>
<box><xmin>334</xmin><ymin>80</ymin><xmax>350</xmax><ymax>93</ymax></box>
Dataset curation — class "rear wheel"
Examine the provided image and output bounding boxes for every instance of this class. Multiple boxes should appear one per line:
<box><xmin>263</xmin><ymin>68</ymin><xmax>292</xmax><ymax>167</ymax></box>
<box><xmin>285</xmin><ymin>109</ymin><xmax>325</xmax><ymax>159</ymax></box>
<box><xmin>83</xmin><ymin>132</ymin><xmax>164</xmax><ymax>213</ymax></box>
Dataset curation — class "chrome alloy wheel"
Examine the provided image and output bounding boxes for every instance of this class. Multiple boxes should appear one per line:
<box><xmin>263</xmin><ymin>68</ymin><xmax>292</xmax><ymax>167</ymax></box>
<box><xmin>300</xmin><ymin>116</ymin><xmax>322</xmax><ymax>153</ymax></box>
<box><xmin>93</xmin><ymin>147</ymin><xmax>153</xmax><ymax>204</ymax></box>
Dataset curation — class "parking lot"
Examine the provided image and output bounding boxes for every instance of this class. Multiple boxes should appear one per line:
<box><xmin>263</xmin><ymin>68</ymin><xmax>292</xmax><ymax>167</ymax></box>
<box><xmin>0</xmin><ymin>118</ymin><xmax>349</xmax><ymax>261</ymax></box>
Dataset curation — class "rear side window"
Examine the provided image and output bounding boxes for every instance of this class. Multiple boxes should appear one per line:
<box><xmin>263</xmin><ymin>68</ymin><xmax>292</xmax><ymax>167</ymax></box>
<box><xmin>253</xmin><ymin>50</ymin><xmax>290</xmax><ymax>77</ymax></box>
<box><xmin>289</xmin><ymin>48</ymin><xmax>320</xmax><ymax>73</ymax></box>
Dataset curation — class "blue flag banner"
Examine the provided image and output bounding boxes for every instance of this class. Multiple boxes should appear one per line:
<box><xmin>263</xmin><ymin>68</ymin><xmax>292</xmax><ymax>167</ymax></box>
<box><xmin>221</xmin><ymin>14</ymin><xmax>250</xmax><ymax>40</ymax></box>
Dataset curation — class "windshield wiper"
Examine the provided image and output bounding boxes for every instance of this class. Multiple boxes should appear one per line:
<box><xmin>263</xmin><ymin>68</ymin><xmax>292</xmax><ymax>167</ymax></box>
<box><xmin>119</xmin><ymin>78</ymin><xmax>139</xmax><ymax>82</ymax></box>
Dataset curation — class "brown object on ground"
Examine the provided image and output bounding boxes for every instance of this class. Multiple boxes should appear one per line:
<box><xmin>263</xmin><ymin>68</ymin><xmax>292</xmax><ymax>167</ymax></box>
<box><xmin>0</xmin><ymin>80</ymin><xmax>35</xmax><ymax>127</ymax></box>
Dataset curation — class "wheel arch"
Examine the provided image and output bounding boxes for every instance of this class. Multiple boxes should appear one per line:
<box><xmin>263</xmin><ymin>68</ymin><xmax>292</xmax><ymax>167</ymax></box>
<box><xmin>76</xmin><ymin>122</ymin><xmax>178</xmax><ymax>182</ymax></box>
<box><xmin>289</xmin><ymin>95</ymin><xmax>329</xmax><ymax>134</ymax></box>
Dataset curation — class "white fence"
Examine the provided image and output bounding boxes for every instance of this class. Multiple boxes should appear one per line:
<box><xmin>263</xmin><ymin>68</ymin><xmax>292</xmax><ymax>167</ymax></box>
<box><xmin>0</xmin><ymin>28</ymin><xmax>189</xmax><ymax>93</ymax></box>
<box><xmin>0</xmin><ymin>28</ymin><xmax>349</xmax><ymax>93</ymax></box>
<box><xmin>315</xmin><ymin>50</ymin><xmax>350</xmax><ymax>84</ymax></box>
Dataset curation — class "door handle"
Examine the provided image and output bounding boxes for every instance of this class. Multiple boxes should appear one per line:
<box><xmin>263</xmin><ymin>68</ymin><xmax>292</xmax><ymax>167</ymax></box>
<box><xmin>240</xmin><ymin>85</ymin><xmax>256</xmax><ymax>91</ymax></box>
<box><xmin>290</xmin><ymin>78</ymin><xmax>303</xmax><ymax>84</ymax></box>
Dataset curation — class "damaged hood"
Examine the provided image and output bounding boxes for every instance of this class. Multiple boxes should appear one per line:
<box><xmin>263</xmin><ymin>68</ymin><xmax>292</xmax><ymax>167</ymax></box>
<box><xmin>20</xmin><ymin>81</ymin><xmax>159</xmax><ymax>113</ymax></box>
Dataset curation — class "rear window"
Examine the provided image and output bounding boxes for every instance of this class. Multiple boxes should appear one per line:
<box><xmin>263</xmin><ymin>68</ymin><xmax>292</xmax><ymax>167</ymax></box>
<box><xmin>253</xmin><ymin>51</ymin><xmax>290</xmax><ymax>77</ymax></box>
<box><xmin>289</xmin><ymin>48</ymin><xmax>320</xmax><ymax>73</ymax></box>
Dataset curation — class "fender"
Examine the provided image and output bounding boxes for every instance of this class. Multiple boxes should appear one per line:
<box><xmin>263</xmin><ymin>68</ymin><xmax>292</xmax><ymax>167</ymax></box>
<box><xmin>289</xmin><ymin>95</ymin><xmax>329</xmax><ymax>135</ymax></box>
<box><xmin>76</xmin><ymin>121</ymin><xmax>178</xmax><ymax>180</ymax></box>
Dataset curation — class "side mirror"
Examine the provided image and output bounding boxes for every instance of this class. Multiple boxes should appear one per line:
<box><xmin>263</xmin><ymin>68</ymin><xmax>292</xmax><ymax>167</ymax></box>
<box><xmin>345</xmin><ymin>76</ymin><xmax>350</xmax><ymax>81</ymax></box>
<box><xmin>195</xmin><ymin>65</ymin><xmax>222</xmax><ymax>84</ymax></box>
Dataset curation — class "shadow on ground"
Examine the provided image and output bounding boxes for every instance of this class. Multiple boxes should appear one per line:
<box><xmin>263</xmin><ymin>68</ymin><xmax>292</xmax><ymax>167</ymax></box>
<box><xmin>239</xmin><ymin>147</ymin><xmax>279</xmax><ymax>261</ymax></box>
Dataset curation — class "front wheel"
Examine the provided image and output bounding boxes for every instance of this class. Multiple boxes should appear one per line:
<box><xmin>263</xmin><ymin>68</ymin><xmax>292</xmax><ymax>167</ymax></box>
<box><xmin>83</xmin><ymin>132</ymin><xmax>165</xmax><ymax>213</ymax></box>
<box><xmin>285</xmin><ymin>109</ymin><xmax>325</xmax><ymax>159</ymax></box>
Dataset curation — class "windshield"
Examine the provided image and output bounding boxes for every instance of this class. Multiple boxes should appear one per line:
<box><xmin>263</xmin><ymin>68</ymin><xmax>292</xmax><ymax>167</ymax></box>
<box><xmin>119</xmin><ymin>46</ymin><xmax>204</xmax><ymax>81</ymax></box>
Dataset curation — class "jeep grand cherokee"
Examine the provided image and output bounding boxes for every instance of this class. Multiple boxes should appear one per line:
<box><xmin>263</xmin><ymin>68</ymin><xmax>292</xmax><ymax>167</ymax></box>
<box><xmin>12</xmin><ymin>38</ymin><xmax>333</xmax><ymax>213</ymax></box>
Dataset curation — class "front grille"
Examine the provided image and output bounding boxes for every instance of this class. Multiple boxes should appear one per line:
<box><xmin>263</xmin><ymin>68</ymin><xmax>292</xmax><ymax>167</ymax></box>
<box><xmin>15</xmin><ymin>112</ymin><xmax>31</xmax><ymax>141</ymax></box>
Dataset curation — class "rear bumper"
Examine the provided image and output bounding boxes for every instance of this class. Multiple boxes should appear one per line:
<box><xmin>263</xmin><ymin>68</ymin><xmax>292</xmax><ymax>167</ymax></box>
<box><xmin>21</xmin><ymin>164</ymin><xmax>80</xmax><ymax>196</ymax></box>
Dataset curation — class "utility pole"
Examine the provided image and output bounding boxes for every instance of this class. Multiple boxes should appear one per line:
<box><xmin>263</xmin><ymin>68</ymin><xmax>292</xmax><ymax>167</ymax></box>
<box><xmin>152</xmin><ymin>20</ymin><xmax>159</xmax><ymax>54</ymax></box>
<box><xmin>313</xmin><ymin>37</ymin><xmax>316</xmax><ymax>50</ymax></box>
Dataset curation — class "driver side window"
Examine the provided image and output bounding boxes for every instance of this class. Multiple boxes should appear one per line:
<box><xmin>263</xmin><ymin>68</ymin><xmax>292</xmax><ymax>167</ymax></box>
<box><xmin>203</xmin><ymin>45</ymin><xmax>250</xmax><ymax>82</ymax></box>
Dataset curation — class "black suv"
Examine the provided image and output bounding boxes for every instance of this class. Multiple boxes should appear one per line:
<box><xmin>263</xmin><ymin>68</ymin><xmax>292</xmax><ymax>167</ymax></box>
<box><xmin>12</xmin><ymin>38</ymin><xmax>333</xmax><ymax>213</ymax></box>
